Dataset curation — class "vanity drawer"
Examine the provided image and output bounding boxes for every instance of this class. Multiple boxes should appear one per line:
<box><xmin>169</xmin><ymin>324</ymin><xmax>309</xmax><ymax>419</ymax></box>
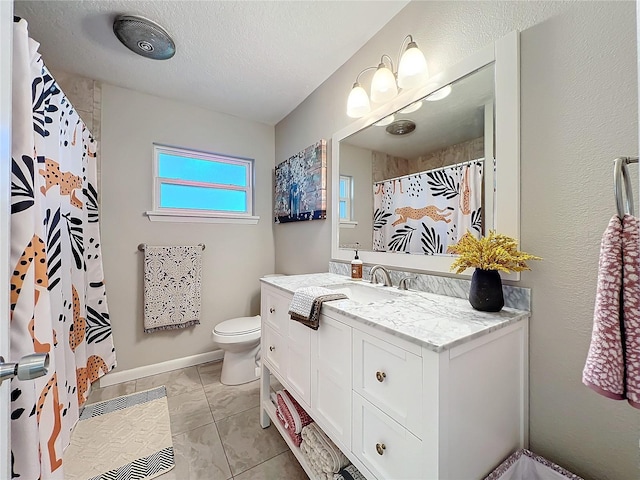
<box><xmin>262</xmin><ymin>287</ymin><xmax>291</xmax><ymax>334</ymax></box>
<box><xmin>263</xmin><ymin>325</ymin><xmax>286</xmax><ymax>377</ymax></box>
<box><xmin>353</xmin><ymin>329</ymin><xmax>422</xmax><ymax>433</ymax></box>
<box><xmin>352</xmin><ymin>393</ymin><xmax>422</xmax><ymax>480</ymax></box>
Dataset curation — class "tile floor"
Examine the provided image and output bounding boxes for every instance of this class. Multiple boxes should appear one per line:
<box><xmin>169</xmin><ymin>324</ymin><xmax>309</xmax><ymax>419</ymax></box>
<box><xmin>87</xmin><ymin>362</ymin><xmax>309</xmax><ymax>480</ymax></box>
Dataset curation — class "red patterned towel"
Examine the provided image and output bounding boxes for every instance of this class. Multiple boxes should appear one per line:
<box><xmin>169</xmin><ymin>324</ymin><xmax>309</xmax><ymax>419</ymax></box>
<box><xmin>622</xmin><ymin>215</ymin><xmax>639</xmax><ymax>408</ymax></box>
<box><xmin>583</xmin><ymin>216</ymin><xmax>624</xmax><ymax>399</ymax></box>
<box><xmin>583</xmin><ymin>215</ymin><xmax>640</xmax><ymax>409</ymax></box>
<box><xmin>276</xmin><ymin>390</ymin><xmax>314</xmax><ymax>446</ymax></box>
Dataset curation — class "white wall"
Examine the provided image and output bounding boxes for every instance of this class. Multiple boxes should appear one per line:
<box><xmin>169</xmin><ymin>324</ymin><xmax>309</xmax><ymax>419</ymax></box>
<box><xmin>338</xmin><ymin>143</ymin><xmax>373</xmax><ymax>251</ymax></box>
<box><xmin>101</xmin><ymin>84</ymin><xmax>275</xmax><ymax>371</ymax></box>
<box><xmin>275</xmin><ymin>1</ymin><xmax>638</xmax><ymax>479</ymax></box>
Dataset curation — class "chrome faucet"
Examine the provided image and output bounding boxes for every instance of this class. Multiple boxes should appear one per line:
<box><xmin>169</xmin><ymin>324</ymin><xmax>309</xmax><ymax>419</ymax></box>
<box><xmin>398</xmin><ymin>275</ymin><xmax>417</xmax><ymax>291</ymax></box>
<box><xmin>369</xmin><ymin>265</ymin><xmax>393</xmax><ymax>287</ymax></box>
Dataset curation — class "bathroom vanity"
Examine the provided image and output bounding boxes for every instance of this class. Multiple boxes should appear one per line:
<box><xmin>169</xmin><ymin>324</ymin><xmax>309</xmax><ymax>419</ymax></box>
<box><xmin>259</xmin><ymin>273</ymin><xmax>529</xmax><ymax>480</ymax></box>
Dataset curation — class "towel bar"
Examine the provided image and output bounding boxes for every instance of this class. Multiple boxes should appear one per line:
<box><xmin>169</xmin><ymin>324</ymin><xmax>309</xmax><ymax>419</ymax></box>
<box><xmin>613</xmin><ymin>156</ymin><xmax>638</xmax><ymax>217</ymax></box>
<box><xmin>137</xmin><ymin>243</ymin><xmax>206</xmax><ymax>251</ymax></box>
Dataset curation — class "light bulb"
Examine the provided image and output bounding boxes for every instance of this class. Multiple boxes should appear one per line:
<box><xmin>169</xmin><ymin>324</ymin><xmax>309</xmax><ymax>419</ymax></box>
<box><xmin>347</xmin><ymin>83</ymin><xmax>371</xmax><ymax>118</ymax></box>
<box><xmin>370</xmin><ymin>64</ymin><xmax>398</xmax><ymax>103</ymax></box>
<box><xmin>399</xmin><ymin>101</ymin><xmax>422</xmax><ymax>114</ymax></box>
<box><xmin>374</xmin><ymin>114</ymin><xmax>395</xmax><ymax>127</ymax></box>
<box><xmin>425</xmin><ymin>85</ymin><xmax>452</xmax><ymax>102</ymax></box>
<box><xmin>397</xmin><ymin>41</ymin><xmax>428</xmax><ymax>89</ymax></box>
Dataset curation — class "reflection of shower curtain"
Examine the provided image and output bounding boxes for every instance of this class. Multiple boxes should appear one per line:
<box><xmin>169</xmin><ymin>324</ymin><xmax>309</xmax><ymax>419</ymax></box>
<box><xmin>373</xmin><ymin>160</ymin><xmax>483</xmax><ymax>254</ymax></box>
<box><xmin>10</xmin><ymin>19</ymin><xmax>116</xmax><ymax>479</ymax></box>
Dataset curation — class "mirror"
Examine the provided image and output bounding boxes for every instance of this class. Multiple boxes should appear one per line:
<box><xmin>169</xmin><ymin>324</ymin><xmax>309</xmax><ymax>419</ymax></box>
<box><xmin>331</xmin><ymin>31</ymin><xmax>520</xmax><ymax>277</ymax></box>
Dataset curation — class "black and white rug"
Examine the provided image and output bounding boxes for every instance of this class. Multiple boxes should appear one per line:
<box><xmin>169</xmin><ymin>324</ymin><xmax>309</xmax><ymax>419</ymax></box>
<box><xmin>64</xmin><ymin>386</ymin><xmax>175</xmax><ymax>479</ymax></box>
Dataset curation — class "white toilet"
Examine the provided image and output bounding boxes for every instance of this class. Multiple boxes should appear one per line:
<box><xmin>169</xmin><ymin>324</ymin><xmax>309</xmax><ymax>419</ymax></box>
<box><xmin>212</xmin><ymin>315</ymin><xmax>261</xmax><ymax>386</ymax></box>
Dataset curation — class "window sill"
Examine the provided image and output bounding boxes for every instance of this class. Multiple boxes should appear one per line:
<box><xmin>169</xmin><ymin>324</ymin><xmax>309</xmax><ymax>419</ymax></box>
<box><xmin>339</xmin><ymin>221</ymin><xmax>358</xmax><ymax>229</ymax></box>
<box><xmin>145</xmin><ymin>211</ymin><xmax>260</xmax><ymax>224</ymax></box>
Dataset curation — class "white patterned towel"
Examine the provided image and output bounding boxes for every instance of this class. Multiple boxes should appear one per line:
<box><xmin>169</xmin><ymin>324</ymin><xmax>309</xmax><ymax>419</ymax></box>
<box><xmin>143</xmin><ymin>245</ymin><xmax>202</xmax><ymax>333</ymax></box>
<box><xmin>301</xmin><ymin>423</ymin><xmax>350</xmax><ymax>475</ymax></box>
<box><xmin>289</xmin><ymin>287</ymin><xmax>347</xmax><ymax>330</ymax></box>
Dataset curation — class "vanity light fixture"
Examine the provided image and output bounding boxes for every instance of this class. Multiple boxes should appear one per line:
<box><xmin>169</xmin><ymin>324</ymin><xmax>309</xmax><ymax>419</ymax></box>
<box><xmin>399</xmin><ymin>100</ymin><xmax>422</xmax><ymax>114</ymax></box>
<box><xmin>346</xmin><ymin>35</ymin><xmax>428</xmax><ymax>118</ymax></box>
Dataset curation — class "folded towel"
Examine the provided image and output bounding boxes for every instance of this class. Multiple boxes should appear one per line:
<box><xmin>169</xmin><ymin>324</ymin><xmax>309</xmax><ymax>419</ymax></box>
<box><xmin>143</xmin><ymin>245</ymin><xmax>202</xmax><ymax>333</ymax></box>
<box><xmin>583</xmin><ymin>215</ymin><xmax>640</xmax><ymax>409</ymax></box>
<box><xmin>275</xmin><ymin>389</ymin><xmax>314</xmax><ymax>446</ymax></box>
<box><xmin>333</xmin><ymin>465</ymin><xmax>366</xmax><ymax>480</ymax></box>
<box><xmin>301</xmin><ymin>423</ymin><xmax>350</xmax><ymax>474</ymax></box>
<box><xmin>622</xmin><ymin>215</ymin><xmax>640</xmax><ymax>408</ymax></box>
<box><xmin>300</xmin><ymin>441</ymin><xmax>333</xmax><ymax>480</ymax></box>
<box><xmin>289</xmin><ymin>287</ymin><xmax>347</xmax><ymax>330</ymax></box>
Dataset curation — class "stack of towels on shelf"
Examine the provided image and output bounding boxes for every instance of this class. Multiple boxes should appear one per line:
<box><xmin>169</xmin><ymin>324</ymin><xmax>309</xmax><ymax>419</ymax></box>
<box><xmin>300</xmin><ymin>423</ymin><xmax>351</xmax><ymax>480</ymax></box>
<box><xmin>274</xmin><ymin>390</ymin><xmax>314</xmax><ymax>447</ymax></box>
<box><xmin>273</xmin><ymin>388</ymin><xmax>366</xmax><ymax>479</ymax></box>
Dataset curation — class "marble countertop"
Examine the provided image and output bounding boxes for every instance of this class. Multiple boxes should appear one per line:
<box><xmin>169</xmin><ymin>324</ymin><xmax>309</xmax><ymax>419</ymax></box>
<box><xmin>260</xmin><ymin>273</ymin><xmax>530</xmax><ymax>353</ymax></box>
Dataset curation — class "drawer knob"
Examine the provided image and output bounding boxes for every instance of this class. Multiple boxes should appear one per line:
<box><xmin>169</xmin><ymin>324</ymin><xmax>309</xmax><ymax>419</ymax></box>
<box><xmin>376</xmin><ymin>443</ymin><xmax>386</xmax><ymax>455</ymax></box>
<box><xmin>269</xmin><ymin>307</ymin><xmax>275</xmax><ymax>313</ymax></box>
<box><xmin>376</xmin><ymin>371</ymin><xmax>386</xmax><ymax>382</ymax></box>
<box><xmin>269</xmin><ymin>345</ymin><xmax>275</xmax><ymax>352</ymax></box>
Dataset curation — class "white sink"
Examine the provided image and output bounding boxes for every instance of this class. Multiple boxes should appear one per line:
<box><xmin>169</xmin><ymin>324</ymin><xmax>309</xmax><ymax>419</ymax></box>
<box><xmin>325</xmin><ymin>282</ymin><xmax>402</xmax><ymax>304</ymax></box>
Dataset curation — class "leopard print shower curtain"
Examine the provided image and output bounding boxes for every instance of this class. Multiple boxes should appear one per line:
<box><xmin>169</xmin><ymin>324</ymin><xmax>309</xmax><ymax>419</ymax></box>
<box><xmin>10</xmin><ymin>18</ymin><xmax>116</xmax><ymax>479</ymax></box>
<box><xmin>372</xmin><ymin>160</ymin><xmax>484</xmax><ymax>254</ymax></box>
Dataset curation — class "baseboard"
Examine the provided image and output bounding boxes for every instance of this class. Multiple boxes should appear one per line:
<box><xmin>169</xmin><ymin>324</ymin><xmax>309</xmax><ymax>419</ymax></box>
<box><xmin>99</xmin><ymin>350</ymin><xmax>225</xmax><ymax>387</ymax></box>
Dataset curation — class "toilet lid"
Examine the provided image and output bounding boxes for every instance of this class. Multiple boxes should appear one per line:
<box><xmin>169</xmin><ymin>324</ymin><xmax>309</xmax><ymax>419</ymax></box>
<box><xmin>214</xmin><ymin>315</ymin><xmax>261</xmax><ymax>336</ymax></box>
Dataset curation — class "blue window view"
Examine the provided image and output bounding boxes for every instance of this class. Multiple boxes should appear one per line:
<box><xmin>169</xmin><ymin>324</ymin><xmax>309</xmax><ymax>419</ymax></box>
<box><xmin>339</xmin><ymin>200</ymin><xmax>347</xmax><ymax>219</ymax></box>
<box><xmin>339</xmin><ymin>178</ymin><xmax>348</xmax><ymax>198</ymax></box>
<box><xmin>160</xmin><ymin>184</ymin><xmax>247</xmax><ymax>212</ymax></box>
<box><xmin>159</xmin><ymin>153</ymin><xmax>247</xmax><ymax>187</ymax></box>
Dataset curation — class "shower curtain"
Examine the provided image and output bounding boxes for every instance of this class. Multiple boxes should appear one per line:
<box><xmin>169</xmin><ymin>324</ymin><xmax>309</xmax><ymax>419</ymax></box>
<box><xmin>10</xmin><ymin>19</ymin><xmax>116</xmax><ymax>479</ymax></box>
<box><xmin>373</xmin><ymin>160</ymin><xmax>484</xmax><ymax>254</ymax></box>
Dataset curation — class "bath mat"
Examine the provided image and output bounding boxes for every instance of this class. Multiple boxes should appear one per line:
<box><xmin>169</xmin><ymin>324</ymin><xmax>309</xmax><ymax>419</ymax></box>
<box><xmin>64</xmin><ymin>386</ymin><xmax>175</xmax><ymax>480</ymax></box>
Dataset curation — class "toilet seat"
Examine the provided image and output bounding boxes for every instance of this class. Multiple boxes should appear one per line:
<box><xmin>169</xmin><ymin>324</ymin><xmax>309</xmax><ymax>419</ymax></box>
<box><xmin>214</xmin><ymin>315</ymin><xmax>261</xmax><ymax>336</ymax></box>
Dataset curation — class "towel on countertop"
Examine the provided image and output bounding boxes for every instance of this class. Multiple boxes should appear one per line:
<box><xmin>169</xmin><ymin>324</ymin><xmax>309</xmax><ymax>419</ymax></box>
<box><xmin>275</xmin><ymin>389</ymin><xmax>314</xmax><ymax>446</ymax></box>
<box><xmin>333</xmin><ymin>465</ymin><xmax>366</xmax><ymax>480</ymax></box>
<box><xmin>583</xmin><ymin>215</ymin><xmax>640</xmax><ymax>409</ymax></box>
<box><xmin>143</xmin><ymin>245</ymin><xmax>202</xmax><ymax>333</ymax></box>
<box><xmin>300</xmin><ymin>423</ymin><xmax>350</xmax><ymax>475</ymax></box>
<box><xmin>289</xmin><ymin>286</ymin><xmax>347</xmax><ymax>330</ymax></box>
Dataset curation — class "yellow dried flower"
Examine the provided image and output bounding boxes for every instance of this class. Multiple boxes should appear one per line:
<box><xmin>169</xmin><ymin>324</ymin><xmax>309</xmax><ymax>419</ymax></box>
<box><xmin>447</xmin><ymin>230</ymin><xmax>542</xmax><ymax>274</ymax></box>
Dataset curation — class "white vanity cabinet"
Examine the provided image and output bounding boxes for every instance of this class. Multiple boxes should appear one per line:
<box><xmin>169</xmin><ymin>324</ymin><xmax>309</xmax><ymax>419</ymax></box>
<box><xmin>261</xmin><ymin>285</ymin><xmax>311</xmax><ymax>406</ymax></box>
<box><xmin>259</xmin><ymin>282</ymin><xmax>529</xmax><ymax>480</ymax></box>
<box><xmin>310</xmin><ymin>311</ymin><xmax>353</xmax><ymax>448</ymax></box>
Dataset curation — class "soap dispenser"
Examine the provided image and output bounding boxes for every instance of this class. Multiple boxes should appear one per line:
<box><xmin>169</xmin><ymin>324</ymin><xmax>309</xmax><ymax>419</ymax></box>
<box><xmin>351</xmin><ymin>244</ymin><xmax>363</xmax><ymax>281</ymax></box>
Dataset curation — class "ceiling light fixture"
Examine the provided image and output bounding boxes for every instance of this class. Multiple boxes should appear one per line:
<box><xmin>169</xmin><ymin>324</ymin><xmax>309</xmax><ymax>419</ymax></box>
<box><xmin>347</xmin><ymin>35</ymin><xmax>428</xmax><ymax>118</ymax></box>
<box><xmin>113</xmin><ymin>15</ymin><xmax>176</xmax><ymax>60</ymax></box>
<box><xmin>374</xmin><ymin>114</ymin><xmax>395</xmax><ymax>127</ymax></box>
<box><xmin>425</xmin><ymin>85</ymin><xmax>452</xmax><ymax>102</ymax></box>
<box><xmin>399</xmin><ymin>101</ymin><xmax>423</xmax><ymax>114</ymax></box>
<box><xmin>386</xmin><ymin>119</ymin><xmax>416</xmax><ymax>136</ymax></box>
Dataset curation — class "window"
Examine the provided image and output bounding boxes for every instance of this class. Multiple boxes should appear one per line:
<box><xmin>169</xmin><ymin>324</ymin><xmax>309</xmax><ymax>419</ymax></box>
<box><xmin>339</xmin><ymin>175</ymin><xmax>356</xmax><ymax>227</ymax></box>
<box><xmin>146</xmin><ymin>144</ymin><xmax>258</xmax><ymax>224</ymax></box>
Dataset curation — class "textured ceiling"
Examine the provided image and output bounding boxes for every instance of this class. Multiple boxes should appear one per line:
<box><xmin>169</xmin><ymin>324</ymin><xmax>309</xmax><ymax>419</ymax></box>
<box><xmin>13</xmin><ymin>1</ymin><xmax>410</xmax><ymax>125</ymax></box>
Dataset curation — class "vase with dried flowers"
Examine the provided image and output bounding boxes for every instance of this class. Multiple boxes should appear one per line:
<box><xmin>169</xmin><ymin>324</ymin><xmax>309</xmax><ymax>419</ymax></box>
<box><xmin>447</xmin><ymin>231</ymin><xmax>541</xmax><ymax>312</ymax></box>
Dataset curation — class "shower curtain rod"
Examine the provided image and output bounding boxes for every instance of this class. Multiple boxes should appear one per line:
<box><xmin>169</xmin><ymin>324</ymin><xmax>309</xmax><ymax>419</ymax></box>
<box><xmin>373</xmin><ymin>157</ymin><xmax>485</xmax><ymax>184</ymax></box>
<box><xmin>137</xmin><ymin>243</ymin><xmax>206</xmax><ymax>251</ymax></box>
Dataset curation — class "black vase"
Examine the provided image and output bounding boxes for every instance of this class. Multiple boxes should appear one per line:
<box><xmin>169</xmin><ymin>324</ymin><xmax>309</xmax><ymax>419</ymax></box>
<box><xmin>469</xmin><ymin>269</ymin><xmax>504</xmax><ymax>312</ymax></box>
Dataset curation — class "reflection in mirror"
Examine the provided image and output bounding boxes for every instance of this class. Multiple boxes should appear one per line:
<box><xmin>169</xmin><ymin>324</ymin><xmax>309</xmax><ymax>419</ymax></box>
<box><xmin>339</xmin><ymin>64</ymin><xmax>495</xmax><ymax>256</ymax></box>
<box><xmin>332</xmin><ymin>30</ymin><xmax>519</xmax><ymax>277</ymax></box>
